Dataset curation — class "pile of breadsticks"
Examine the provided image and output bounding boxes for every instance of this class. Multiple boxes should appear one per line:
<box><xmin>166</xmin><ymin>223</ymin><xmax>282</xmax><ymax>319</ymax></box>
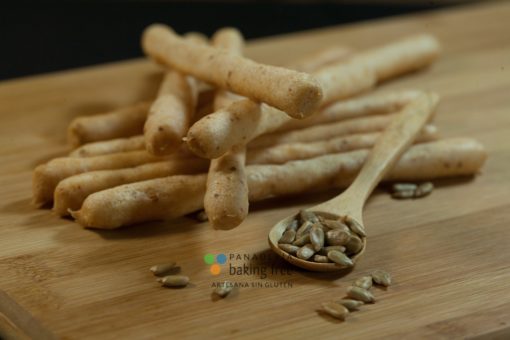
<box><xmin>32</xmin><ymin>25</ymin><xmax>487</xmax><ymax>230</ymax></box>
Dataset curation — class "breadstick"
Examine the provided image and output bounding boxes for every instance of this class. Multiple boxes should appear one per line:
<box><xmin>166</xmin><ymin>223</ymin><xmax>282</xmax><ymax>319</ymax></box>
<box><xmin>57</xmin><ymin>125</ymin><xmax>436</xmax><ymax>215</ymax></box>
<box><xmin>144</xmin><ymin>33</ymin><xmax>206</xmax><ymax>155</ymax></box>
<box><xmin>315</xmin><ymin>34</ymin><xmax>440</xmax><ymax>104</ymax></box>
<box><xmin>32</xmin><ymin>150</ymin><xmax>173</xmax><ymax>206</ymax></box>
<box><xmin>287</xmin><ymin>46</ymin><xmax>353</xmax><ymax>73</ymax></box>
<box><xmin>204</xmin><ymin>28</ymin><xmax>249</xmax><ymax>230</ymax></box>
<box><xmin>186</xmin><ymin>34</ymin><xmax>439</xmax><ymax>158</ymax></box>
<box><xmin>249</xmin><ymin>114</ymin><xmax>396</xmax><ymax>149</ymax></box>
<box><xmin>246</xmin><ymin>124</ymin><xmax>438</xmax><ymax>165</ymax></box>
<box><xmin>53</xmin><ymin>158</ymin><xmax>209</xmax><ymax>216</ymax></box>
<box><xmin>69</xmin><ymin>135</ymin><xmax>145</xmax><ymax>157</ymax></box>
<box><xmin>67</xmin><ymin>101</ymin><xmax>150</xmax><ymax>146</ymax></box>
<box><xmin>142</xmin><ymin>24</ymin><xmax>323</xmax><ymax>118</ymax></box>
<box><xmin>275</xmin><ymin>90</ymin><xmax>420</xmax><ymax>132</ymax></box>
<box><xmin>144</xmin><ymin>71</ymin><xmax>199</xmax><ymax>155</ymax></box>
<box><xmin>72</xmin><ymin>138</ymin><xmax>486</xmax><ymax>229</ymax></box>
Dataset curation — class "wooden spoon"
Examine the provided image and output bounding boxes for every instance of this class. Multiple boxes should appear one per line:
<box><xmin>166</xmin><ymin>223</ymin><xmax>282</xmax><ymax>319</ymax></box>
<box><xmin>268</xmin><ymin>92</ymin><xmax>438</xmax><ymax>271</ymax></box>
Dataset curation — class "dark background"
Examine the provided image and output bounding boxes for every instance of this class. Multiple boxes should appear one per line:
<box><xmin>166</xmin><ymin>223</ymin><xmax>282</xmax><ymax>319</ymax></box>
<box><xmin>1</xmin><ymin>1</ymin><xmax>477</xmax><ymax>80</ymax></box>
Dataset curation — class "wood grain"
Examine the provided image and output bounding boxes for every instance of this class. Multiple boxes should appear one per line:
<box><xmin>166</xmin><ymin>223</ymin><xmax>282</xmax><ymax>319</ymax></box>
<box><xmin>0</xmin><ymin>2</ymin><xmax>509</xmax><ymax>338</ymax></box>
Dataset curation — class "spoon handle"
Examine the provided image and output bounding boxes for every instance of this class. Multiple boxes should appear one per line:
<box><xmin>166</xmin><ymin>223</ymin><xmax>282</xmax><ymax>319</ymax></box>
<box><xmin>344</xmin><ymin>92</ymin><xmax>439</xmax><ymax>208</ymax></box>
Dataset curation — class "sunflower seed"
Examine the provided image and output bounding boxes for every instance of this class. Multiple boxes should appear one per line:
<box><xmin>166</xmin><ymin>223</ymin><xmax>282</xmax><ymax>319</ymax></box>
<box><xmin>345</xmin><ymin>235</ymin><xmax>363</xmax><ymax>255</ymax></box>
<box><xmin>300</xmin><ymin>210</ymin><xmax>319</xmax><ymax>224</ymax></box>
<box><xmin>286</xmin><ymin>219</ymin><xmax>299</xmax><ymax>232</ymax></box>
<box><xmin>392</xmin><ymin>190</ymin><xmax>415</xmax><ymax>199</ymax></box>
<box><xmin>313</xmin><ymin>254</ymin><xmax>330</xmax><ymax>263</ymax></box>
<box><xmin>310</xmin><ymin>224</ymin><xmax>325</xmax><ymax>251</ymax></box>
<box><xmin>337</xmin><ymin>299</ymin><xmax>364</xmax><ymax>311</ymax></box>
<box><xmin>278</xmin><ymin>243</ymin><xmax>300</xmax><ymax>255</ymax></box>
<box><xmin>296</xmin><ymin>220</ymin><xmax>313</xmax><ymax>238</ymax></box>
<box><xmin>392</xmin><ymin>183</ymin><xmax>418</xmax><ymax>192</ymax></box>
<box><xmin>321</xmin><ymin>302</ymin><xmax>349</xmax><ymax>320</ymax></box>
<box><xmin>293</xmin><ymin>233</ymin><xmax>311</xmax><ymax>246</ymax></box>
<box><xmin>150</xmin><ymin>262</ymin><xmax>178</xmax><ymax>276</ymax></box>
<box><xmin>345</xmin><ymin>216</ymin><xmax>366</xmax><ymax>237</ymax></box>
<box><xmin>213</xmin><ymin>281</ymin><xmax>233</xmax><ymax>297</ymax></box>
<box><xmin>322</xmin><ymin>220</ymin><xmax>350</xmax><ymax>232</ymax></box>
<box><xmin>353</xmin><ymin>276</ymin><xmax>373</xmax><ymax>290</ymax></box>
<box><xmin>327</xmin><ymin>250</ymin><xmax>353</xmax><ymax>267</ymax></box>
<box><xmin>319</xmin><ymin>245</ymin><xmax>346</xmax><ymax>255</ymax></box>
<box><xmin>279</xmin><ymin>229</ymin><xmax>296</xmax><ymax>244</ymax></box>
<box><xmin>415</xmin><ymin>182</ymin><xmax>434</xmax><ymax>198</ymax></box>
<box><xmin>158</xmin><ymin>275</ymin><xmax>189</xmax><ymax>287</ymax></box>
<box><xmin>296</xmin><ymin>244</ymin><xmax>315</xmax><ymax>260</ymax></box>
<box><xmin>372</xmin><ymin>269</ymin><xmax>392</xmax><ymax>287</ymax></box>
<box><xmin>326</xmin><ymin>229</ymin><xmax>351</xmax><ymax>246</ymax></box>
<box><xmin>347</xmin><ymin>286</ymin><xmax>375</xmax><ymax>303</ymax></box>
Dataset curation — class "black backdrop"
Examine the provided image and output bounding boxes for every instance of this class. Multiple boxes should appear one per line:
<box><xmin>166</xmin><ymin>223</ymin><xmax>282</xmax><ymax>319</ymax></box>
<box><xmin>1</xmin><ymin>1</ymin><xmax>457</xmax><ymax>80</ymax></box>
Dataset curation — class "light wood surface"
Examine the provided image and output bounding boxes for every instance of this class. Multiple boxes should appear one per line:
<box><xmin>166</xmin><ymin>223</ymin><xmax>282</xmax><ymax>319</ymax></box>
<box><xmin>1</xmin><ymin>2</ymin><xmax>509</xmax><ymax>339</ymax></box>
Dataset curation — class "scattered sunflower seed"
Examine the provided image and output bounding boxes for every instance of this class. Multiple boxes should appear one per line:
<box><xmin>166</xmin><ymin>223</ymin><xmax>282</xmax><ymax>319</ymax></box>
<box><xmin>278</xmin><ymin>243</ymin><xmax>300</xmax><ymax>255</ymax></box>
<box><xmin>296</xmin><ymin>244</ymin><xmax>315</xmax><ymax>260</ymax></box>
<box><xmin>347</xmin><ymin>286</ymin><xmax>375</xmax><ymax>303</ymax></box>
<box><xmin>321</xmin><ymin>302</ymin><xmax>349</xmax><ymax>320</ymax></box>
<box><xmin>345</xmin><ymin>216</ymin><xmax>366</xmax><ymax>237</ymax></box>
<box><xmin>415</xmin><ymin>182</ymin><xmax>434</xmax><ymax>198</ymax></box>
<box><xmin>392</xmin><ymin>183</ymin><xmax>418</xmax><ymax>192</ymax></box>
<box><xmin>337</xmin><ymin>299</ymin><xmax>364</xmax><ymax>311</ymax></box>
<box><xmin>327</xmin><ymin>250</ymin><xmax>353</xmax><ymax>267</ymax></box>
<box><xmin>293</xmin><ymin>233</ymin><xmax>311</xmax><ymax>247</ymax></box>
<box><xmin>326</xmin><ymin>229</ymin><xmax>351</xmax><ymax>246</ymax></box>
<box><xmin>150</xmin><ymin>262</ymin><xmax>178</xmax><ymax>276</ymax></box>
<box><xmin>158</xmin><ymin>275</ymin><xmax>189</xmax><ymax>287</ymax></box>
<box><xmin>310</xmin><ymin>224</ymin><xmax>325</xmax><ymax>251</ymax></box>
<box><xmin>392</xmin><ymin>190</ymin><xmax>416</xmax><ymax>199</ymax></box>
<box><xmin>354</xmin><ymin>276</ymin><xmax>373</xmax><ymax>290</ymax></box>
<box><xmin>213</xmin><ymin>281</ymin><xmax>233</xmax><ymax>298</ymax></box>
<box><xmin>279</xmin><ymin>229</ymin><xmax>296</xmax><ymax>244</ymax></box>
<box><xmin>372</xmin><ymin>270</ymin><xmax>392</xmax><ymax>287</ymax></box>
<box><xmin>313</xmin><ymin>254</ymin><xmax>330</xmax><ymax>263</ymax></box>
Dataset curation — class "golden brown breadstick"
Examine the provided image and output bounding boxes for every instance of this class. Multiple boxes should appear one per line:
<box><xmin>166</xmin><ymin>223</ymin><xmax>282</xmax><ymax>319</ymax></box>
<box><xmin>72</xmin><ymin>138</ymin><xmax>486</xmax><ymax>229</ymax></box>
<box><xmin>69</xmin><ymin>135</ymin><xmax>145</xmax><ymax>157</ymax></box>
<box><xmin>142</xmin><ymin>24</ymin><xmax>323</xmax><ymax>118</ymax></box>
<box><xmin>57</xmin><ymin>125</ymin><xmax>437</xmax><ymax>215</ymax></box>
<box><xmin>287</xmin><ymin>46</ymin><xmax>353</xmax><ymax>73</ymax></box>
<box><xmin>249</xmin><ymin>114</ymin><xmax>396</xmax><ymax>149</ymax></box>
<box><xmin>276</xmin><ymin>90</ymin><xmax>420</xmax><ymax>132</ymax></box>
<box><xmin>53</xmin><ymin>158</ymin><xmax>209</xmax><ymax>216</ymax></box>
<box><xmin>32</xmin><ymin>150</ymin><xmax>173</xmax><ymax>206</ymax></box>
<box><xmin>144</xmin><ymin>71</ymin><xmax>198</xmax><ymax>155</ymax></box>
<box><xmin>144</xmin><ymin>33</ymin><xmax>207</xmax><ymax>155</ymax></box>
<box><xmin>315</xmin><ymin>34</ymin><xmax>440</xmax><ymax>104</ymax></box>
<box><xmin>204</xmin><ymin>28</ymin><xmax>249</xmax><ymax>230</ymax></box>
<box><xmin>67</xmin><ymin>102</ymin><xmax>150</xmax><ymax>146</ymax></box>
<box><xmin>246</xmin><ymin>124</ymin><xmax>438</xmax><ymax>165</ymax></box>
<box><xmin>186</xmin><ymin>34</ymin><xmax>439</xmax><ymax>158</ymax></box>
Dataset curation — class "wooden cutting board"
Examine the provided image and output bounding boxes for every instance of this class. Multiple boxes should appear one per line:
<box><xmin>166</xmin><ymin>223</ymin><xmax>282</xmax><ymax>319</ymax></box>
<box><xmin>1</xmin><ymin>2</ymin><xmax>509</xmax><ymax>339</ymax></box>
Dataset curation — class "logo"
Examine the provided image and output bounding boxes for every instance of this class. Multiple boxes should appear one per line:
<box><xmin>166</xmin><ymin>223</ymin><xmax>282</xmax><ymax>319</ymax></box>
<box><xmin>204</xmin><ymin>253</ymin><xmax>227</xmax><ymax>275</ymax></box>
